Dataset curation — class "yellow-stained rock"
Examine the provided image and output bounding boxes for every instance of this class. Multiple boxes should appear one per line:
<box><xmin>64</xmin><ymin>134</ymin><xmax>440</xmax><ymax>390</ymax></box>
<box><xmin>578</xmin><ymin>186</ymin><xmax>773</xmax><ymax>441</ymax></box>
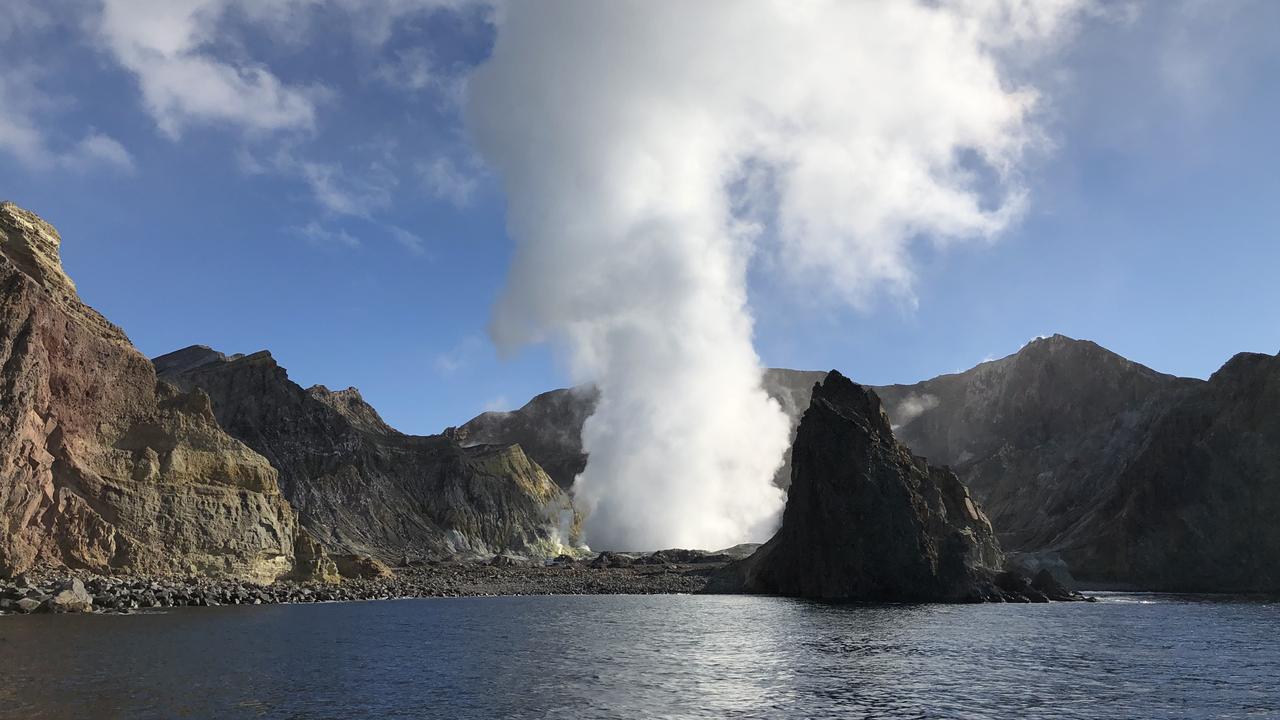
<box><xmin>0</xmin><ymin>202</ymin><xmax>300</xmax><ymax>583</ymax></box>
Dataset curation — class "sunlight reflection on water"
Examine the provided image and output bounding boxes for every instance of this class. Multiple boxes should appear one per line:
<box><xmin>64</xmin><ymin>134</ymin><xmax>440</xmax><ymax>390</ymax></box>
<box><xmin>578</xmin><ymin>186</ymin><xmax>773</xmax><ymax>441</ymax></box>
<box><xmin>2</xmin><ymin>592</ymin><xmax>1277</xmax><ymax>719</ymax></box>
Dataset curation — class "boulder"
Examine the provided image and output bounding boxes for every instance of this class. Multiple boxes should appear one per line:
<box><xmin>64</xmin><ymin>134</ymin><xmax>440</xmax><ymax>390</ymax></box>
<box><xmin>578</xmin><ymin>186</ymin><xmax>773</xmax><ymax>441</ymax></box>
<box><xmin>589</xmin><ymin>552</ymin><xmax>633</xmax><ymax>569</ymax></box>
<box><xmin>45</xmin><ymin>579</ymin><xmax>95</xmax><ymax>613</ymax></box>
<box><xmin>332</xmin><ymin>554</ymin><xmax>394</xmax><ymax>579</ymax></box>
<box><xmin>994</xmin><ymin>570</ymin><xmax>1049</xmax><ymax>603</ymax></box>
<box><xmin>1030</xmin><ymin>569</ymin><xmax>1093</xmax><ymax>602</ymax></box>
<box><xmin>292</xmin><ymin>531</ymin><xmax>340</xmax><ymax>584</ymax></box>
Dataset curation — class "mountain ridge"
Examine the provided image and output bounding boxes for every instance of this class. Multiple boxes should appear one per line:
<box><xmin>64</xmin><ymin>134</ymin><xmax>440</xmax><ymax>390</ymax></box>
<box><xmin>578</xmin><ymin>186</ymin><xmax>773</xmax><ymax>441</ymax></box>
<box><xmin>459</xmin><ymin>333</ymin><xmax>1280</xmax><ymax>590</ymax></box>
<box><xmin>155</xmin><ymin>344</ymin><xmax>581</xmax><ymax>564</ymax></box>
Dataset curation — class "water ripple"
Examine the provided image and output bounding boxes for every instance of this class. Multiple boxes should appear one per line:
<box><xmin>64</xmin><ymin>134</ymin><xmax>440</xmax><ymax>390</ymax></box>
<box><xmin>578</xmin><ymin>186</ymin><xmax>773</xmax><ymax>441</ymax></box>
<box><xmin>1</xmin><ymin>592</ymin><xmax>1277</xmax><ymax>719</ymax></box>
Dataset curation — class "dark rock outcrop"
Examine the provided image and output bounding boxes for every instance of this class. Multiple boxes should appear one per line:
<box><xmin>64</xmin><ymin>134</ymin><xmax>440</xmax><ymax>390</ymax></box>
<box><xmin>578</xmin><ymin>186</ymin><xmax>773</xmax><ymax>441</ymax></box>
<box><xmin>155</xmin><ymin>346</ymin><xmax>581</xmax><ymax>565</ymax></box>
<box><xmin>714</xmin><ymin>371</ymin><xmax>1004</xmax><ymax>602</ymax></box>
<box><xmin>1029</xmin><ymin>569</ymin><xmax>1091</xmax><ymax>602</ymax></box>
<box><xmin>0</xmin><ymin>202</ymin><xmax>301</xmax><ymax>583</ymax></box>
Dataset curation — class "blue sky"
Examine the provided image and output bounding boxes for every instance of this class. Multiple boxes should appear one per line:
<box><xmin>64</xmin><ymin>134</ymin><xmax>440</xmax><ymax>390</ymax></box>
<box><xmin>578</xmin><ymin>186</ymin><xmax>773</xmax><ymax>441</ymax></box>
<box><xmin>2</xmin><ymin>1</ymin><xmax>1277</xmax><ymax>435</ymax></box>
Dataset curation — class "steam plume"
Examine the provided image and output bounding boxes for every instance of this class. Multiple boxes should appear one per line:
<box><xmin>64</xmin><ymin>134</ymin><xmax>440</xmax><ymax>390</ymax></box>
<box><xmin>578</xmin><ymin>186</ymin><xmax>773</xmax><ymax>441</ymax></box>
<box><xmin>467</xmin><ymin>1</ymin><xmax>1084</xmax><ymax>550</ymax></box>
<box><xmin>892</xmin><ymin>394</ymin><xmax>941</xmax><ymax>430</ymax></box>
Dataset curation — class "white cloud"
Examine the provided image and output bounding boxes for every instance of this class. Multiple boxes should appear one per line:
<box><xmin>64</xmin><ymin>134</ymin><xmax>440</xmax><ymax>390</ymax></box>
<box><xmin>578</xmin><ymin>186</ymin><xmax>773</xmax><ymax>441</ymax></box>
<box><xmin>292</xmin><ymin>221</ymin><xmax>361</xmax><ymax>249</ymax></box>
<box><xmin>435</xmin><ymin>334</ymin><xmax>482</xmax><ymax>374</ymax></box>
<box><xmin>469</xmin><ymin>0</ymin><xmax>1093</xmax><ymax>551</ymax></box>
<box><xmin>419</xmin><ymin>156</ymin><xmax>479</xmax><ymax>207</ymax></box>
<box><xmin>297</xmin><ymin>160</ymin><xmax>396</xmax><ymax>216</ymax></box>
<box><xmin>85</xmin><ymin>0</ymin><xmax>484</xmax><ymax>218</ymax></box>
<box><xmin>387</xmin><ymin>225</ymin><xmax>427</xmax><ymax>255</ymax></box>
<box><xmin>240</xmin><ymin>143</ymin><xmax>399</xmax><ymax>217</ymax></box>
<box><xmin>375</xmin><ymin>47</ymin><xmax>439</xmax><ymax>92</ymax></box>
<box><xmin>95</xmin><ymin>0</ymin><xmax>320</xmax><ymax>138</ymax></box>
<box><xmin>0</xmin><ymin>66</ymin><xmax>135</xmax><ymax>173</ymax></box>
<box><xmin>0</xmin><ymin>0</ymin><xmax>53</xmax><ymax>42</ymax></box>
<box><xmin>329</xmin><ymin>0</ymin><xmax>481</xmax><ymax>47</ymax></box>
<box><xmin>1151</xmin><ymin>0</ymin><xmax>1273</xmax><ymax>118</ymax></box>
<box><xmin>64</xmin><ymin>132</ymin><xmax>137</xmax><ymax>173</ymax></box>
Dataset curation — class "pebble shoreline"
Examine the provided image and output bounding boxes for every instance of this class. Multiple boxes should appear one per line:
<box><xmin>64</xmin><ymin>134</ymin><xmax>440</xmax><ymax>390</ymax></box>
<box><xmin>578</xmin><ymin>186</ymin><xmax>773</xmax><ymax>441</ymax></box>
<box><xmin>0</xmin><ymin>557</ymin><xmax>724</xmax><ymax>615</ymax></box>
<box><xmin>0</xmin><ymin>548</ymin><xmax>1093</xmax><ymax>614</ymax></box>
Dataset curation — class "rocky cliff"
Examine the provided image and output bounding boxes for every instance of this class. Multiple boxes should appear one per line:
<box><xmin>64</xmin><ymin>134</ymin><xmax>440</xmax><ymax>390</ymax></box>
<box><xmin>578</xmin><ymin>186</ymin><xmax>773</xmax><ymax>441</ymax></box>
<box><xmin>1058</xmin><ymin>351</ymin><xmax>1280</xmax><ymax>591</ymax></box>
<box><xmin>155</xmin><ymin>346</ymin><xmax>579</xmax><ymax>564</ymax></box>
<box><xmin>0</xmin><ymin>202</ymin><xmax>300</xmax><ymax>583</ymax></box>
<box><xmin>714</xmin><ymin>371</ymin><xmax>1004</xmax><ymax>601</ymax></box>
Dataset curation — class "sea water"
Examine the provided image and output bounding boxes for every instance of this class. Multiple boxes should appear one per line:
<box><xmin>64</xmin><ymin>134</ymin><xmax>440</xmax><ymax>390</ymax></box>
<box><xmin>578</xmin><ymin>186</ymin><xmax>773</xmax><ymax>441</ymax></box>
<box><xmin>2</xmin><ymin>592</ymin><xmax>1277</xmax><ymax>719</ymax></box>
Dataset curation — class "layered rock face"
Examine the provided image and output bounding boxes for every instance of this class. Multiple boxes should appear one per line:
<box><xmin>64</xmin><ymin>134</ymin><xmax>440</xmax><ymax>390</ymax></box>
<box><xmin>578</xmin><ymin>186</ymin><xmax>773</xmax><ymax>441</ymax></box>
<box><xmin>716</xmin><ymin>371</ymin><xmax>1002</xmax><ymax>601</ymax></box>
<box><xmin>155</xmin><ymin>347</ymin><xmax>578</xmax><ymax>564</ymax></box>
<box><xmin>0</xmin><ymin>202</ymin><xmax>298</xmax><ymax>583</ymax></box>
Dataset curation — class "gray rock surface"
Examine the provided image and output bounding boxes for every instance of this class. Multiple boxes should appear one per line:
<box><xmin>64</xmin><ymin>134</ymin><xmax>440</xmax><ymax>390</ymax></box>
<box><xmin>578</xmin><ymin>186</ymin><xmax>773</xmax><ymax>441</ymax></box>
<box><xmin>714</xmin><ymin>371</ymin><xmax>1005</xmax><ymax>602</ymax></box>
<box><xmin>1061</xmin><ymin>351</ymin><xmax>1280</xmax><ymax>591</ymax></box>
<box><xmin>872</xmin><ymin>337</ymin><xmax>1280</xmax><ymax>592</ymax></box>
<box><xmin>155</xmin><ymin>346</ymin><xmax>581</xmax><ymax>565</ymax></box>
<box><xmin>873</xmin><ymin>335</ymin><xmax>1198</xmax><ymax>553</ymax></box>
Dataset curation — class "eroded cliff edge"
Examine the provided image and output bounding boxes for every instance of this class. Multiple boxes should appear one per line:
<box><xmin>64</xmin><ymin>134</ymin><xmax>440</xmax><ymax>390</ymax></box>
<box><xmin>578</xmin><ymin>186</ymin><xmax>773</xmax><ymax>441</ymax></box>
<box><xmin>0</xmin><ymin>202</ymin><xmax>300</xmax><ymax>583</ymax></box>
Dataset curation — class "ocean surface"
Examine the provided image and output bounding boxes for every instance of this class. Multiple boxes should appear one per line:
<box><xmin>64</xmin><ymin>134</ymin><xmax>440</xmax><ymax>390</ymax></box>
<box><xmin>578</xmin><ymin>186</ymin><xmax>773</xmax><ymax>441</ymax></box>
<box><xmin>2</xmin><ymin>592</ymin><xmax>1277</xmax><ymax>719</ymax></box>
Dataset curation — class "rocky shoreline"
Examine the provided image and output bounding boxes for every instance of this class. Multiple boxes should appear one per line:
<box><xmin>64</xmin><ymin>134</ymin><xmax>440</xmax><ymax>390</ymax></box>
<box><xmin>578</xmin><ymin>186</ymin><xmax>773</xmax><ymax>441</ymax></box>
<box><xmin>1</xmin><ymin>550</ymin><xmax>1091</xmax><ymax>615</ymax></box>
<box><xmin>0</xmin><ymin>554</ymin><xmax>724</xmax><ymax>615</ymax></box>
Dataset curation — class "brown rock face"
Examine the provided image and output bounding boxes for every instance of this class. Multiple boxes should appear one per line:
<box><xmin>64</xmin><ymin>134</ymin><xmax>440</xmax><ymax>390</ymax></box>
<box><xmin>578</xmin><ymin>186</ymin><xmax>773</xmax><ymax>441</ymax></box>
<box><xmin>155</xmin><ymin>346</ymin><xmax>580</xmax><ymax>564</ymax></box>
<box><xmin>0</xmin><ymin>202</ymin><xmax>299</xmax><ymax>583</ymax></box>
<box><xmin>716</xmin><ymin>371</ymin><xmax>1003</xmax><ymax>601</ymax></box>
